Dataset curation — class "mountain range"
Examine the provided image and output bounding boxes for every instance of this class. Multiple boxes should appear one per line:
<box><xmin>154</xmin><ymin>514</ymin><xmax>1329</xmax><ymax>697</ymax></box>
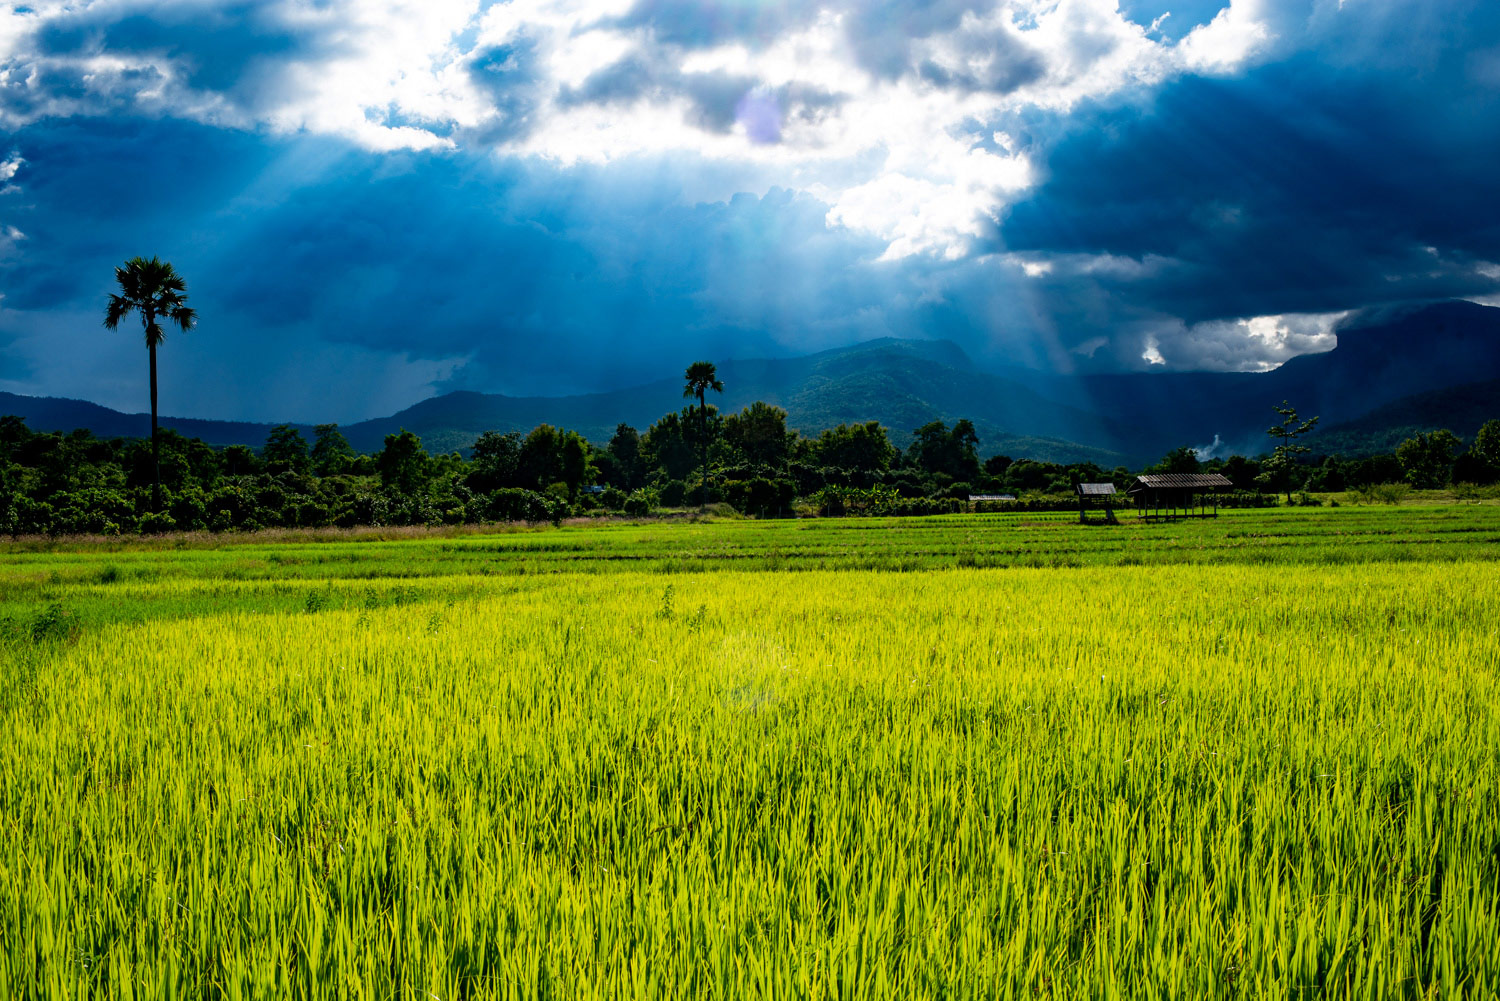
<box><xmin>4</xmin><ymin>300</ymin><xmax>1498</xmax><ymax>466</ymax></box>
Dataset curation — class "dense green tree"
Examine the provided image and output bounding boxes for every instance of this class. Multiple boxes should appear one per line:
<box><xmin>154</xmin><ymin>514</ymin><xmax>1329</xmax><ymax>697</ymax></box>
<box><xmin>908</xmin><ymin>420</ymin><xmax>980</xmax><ymax>480</ymax></box>
<box><xmin>725</xmin><ymin>477</ymin><xmax>796</xmax><ymax>517</ymax></box>
<box><xmin>724</xmin><ymin>402</ymin><xmax>794</xmax><ymax>469</ymax></box>
<box><xmin>263</xmin><ymin>424</ymin><xmax>310</xmax><ymax>473</ymax></box>
<box><xmin>641</xmin><ymin>410</ymin><xmax>699</xmax><ymax>482</ymax></box>
<box><xmin>1455</xmin><ymin>419</ymin><xmax>1500</xmax><ymax>484</ymax></box>
<box><xmin>123</xmin><ymin>429</ymin><xmax>211</xmax><ymax>495</ymax></box>
<box><xmin>1396</xmin><ymin>429</ymin><xmax>1461</xmax><ymax>489</ymax></box>
<box><xmin>999</xmin><ymin>459</ymin><xmax>1062</xmax><ymax>492</ymax></box>
<box><xmin>311</xmin><ymin>424</ymin><xmax>356</xmax><ymax>476</ymax></box>
<box><xmin>221</xmin><ymin>445</ymin><xmax>260</xmax><ymax>477</ymax></box>
<box><xmin>682</xmin><ymin>361</ymin><xmax>724</xmax><ymax>510</ymax></box>
<box><xmin>518</xmin><ymin>425</ymin><xmax>564</xmax><ymax>491</ymax></box>
<box><xmin>561</xmin><ymin>432</ymin><xmax>592</xmax><ymax>500</ymax></box>
<box><xmin>1346</xmin><ymin>453</ymin><xmax>1403</xmax><ymax>488</ymax></box>
<box><xmin>983</xmin><ymin>454</ymin><xmax>1014</xmax><ymax>477</ymax></box>
<box><xmin>1217</xmin><ymin>454</ymin><xmax>1261</xmax><ymax>490</ymax></box>
<box><xmin>607</xmin><ymin>424</ymin><xmax>642</xmax><ymax>490</ymax></box>
<box><xmin>1256</xmin><ymin>401</ymin><xmax>1319</xmax><ymax>503</ymax></box>
<box><xmin>1303</xmin><ymin>456</ymin><xmax>1347</xmax><ymax>493</ymax></box>
<box><xmin>1475</xmin><ymin>420</ymin><xmax>1500</xmax><ymax>467</ymax></box>
<box><xmin>103</xmin><ymin>256</ymin><xmax>197</xmax><ymax>513</ymax></box>
<box><xmin>1147</xmin><ymin>445</ymin><xmax>1201</xmax><ymax>475</ymax></box>
<box><xmin>468</xmin><ymin>430</ymin><xmax>522</xmax><ymax>491</ymax></box>
<box><xmin>376</xmin><ymin>429</ymin><xmax>429</xmax><ymax>493</ymax></box>
<box><xmin>817</xmin><ymin>422</ymin><xmax>896</xmax><ymax>475</ymax></box>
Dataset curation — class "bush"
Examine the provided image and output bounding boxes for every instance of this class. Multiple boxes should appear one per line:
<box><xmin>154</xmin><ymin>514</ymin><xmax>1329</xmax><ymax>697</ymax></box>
<box><xmin>599</xmin><ymin>486</ymin><xmax>627</xmax><ymax>510</ymax></box>
<box><xmin>482</xmin><ymin>488</ymin><xmax>564</xmax><ymax>525</ymax></box>
<box><xmin>658</xmin><ymin>480</ymin><xmax>687</xmax><ymax>507</ymax></box>
<box><xmin>1345</xmin><ymin>482</ymin><xmax>1413</xmax><ymax>506</ymax></box>
<box><xmin>1216</xmin><ymin>491</ymin><xmax>1279</xmax><ymax>509</ymax></box>
<box><xmin>6</xmin><ymin>496</ymin><xmax>54</xmax><ymax>536</ymax></box>
<box><xmin>1373</xmin><ymin>482</ymin><xmax>1412</xmax><ymax>505</ymax></box>
<box><xmin>1372</xmin><ymin>482</ymin><xmax>1412</xmax><ymax>505</ymax></box>
<box><xmin>887</xmin><ymin>476</ymin><xmax>925</xmax><ymax>498</ymax></box>
<box><xmin>622</xmin><ymin>489</ymin><xmax>655</xmax><ymax>517</ymax></box>
<box><xmin>335</xmin><ymin>491</ymin><xmax>390</xmax><ymax>528</ymax></box>
<box><xmin>939</xmin><ymin>481</ymin><xmax>974</xmax><ymax>501</ymax></box>
<box><xmin>696</xmin><ymin>502</ymin><xmax>740</xmax><ymax>519</ymax></box>
<box><xmin>137</xmin><ymin>511</ymin><xmax>177</xmax><ymax>534</ymax></box>
<box><xmin>724</xmin><ymin>477</ymin><xmax>795</xmax><ymax>517</ymax></box>
<box><xmin>890</xmin><ymin>497</ymin><xmax>965</xmax><ymax>516</ymax></box>
<box><xmin>815</xmin><ymin>484</ymin><xmax>901</xmax><ymax>516</ymax></box>
<box><xmin>169</xmin><ymin>490</ymin><xmax>210</xmax><ymax>531</ymax></box>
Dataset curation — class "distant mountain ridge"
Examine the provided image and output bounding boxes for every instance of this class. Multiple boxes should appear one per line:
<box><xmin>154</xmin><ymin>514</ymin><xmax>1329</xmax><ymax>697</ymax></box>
<box><xmin>4</xmin><ymin>300</ymin><xmax>1498</xmax><ymax>464</ymax></box>
<box><xmin>1308</xmin><ymin>378</ymin><xmax>1500</xmax><ymax>456</ymax></box>
<box><xmin>1023</xmin><ymin>300</ymin><xmax>1500</xmax><ymax>456</ymax></box>
<box><xmin>335</xmin><ymin>338</ymin><xmax>1129</xmax><ymax>462</ymax></box>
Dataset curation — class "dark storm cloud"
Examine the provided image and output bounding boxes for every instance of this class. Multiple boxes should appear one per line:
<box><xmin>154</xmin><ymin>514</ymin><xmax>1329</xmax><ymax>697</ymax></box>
<box><xmin>559</xmin><ymin>55</ymin><xmax>845</xmax><ymax>139</ymax></box>
<box><xmin>3</xmin><ymin>117</ymin><xmax>1012</xmax><ymax>417</ymax></box>
<box><xmin>609</xmin><ymin>0</ymin><xmax>822</xmax><ymax>50</ymax></box>
<box><xmin>610</xmin><ymin>0</ymin><xmax>1041</xmax><ymax>91</ymax></box>
<box><xmin>1</xmin><ymin>0</ymin><xmax>344</xmax><ymax>123</ymax></box>
<box><xmin>914</xmin><ymin>22</ymin><xmax>1045</xmax><ymax>95</ymax></box>
<box><xmin>194</xmin><ymin>158</ymin><xmax>917</xmax><ymax>393</ymax></box>
<box><xmin>7</xmin><ymin>0</ymin><xmax>1500</xmax><ymax>414</ymax></box>
<box><xmin>466</xmin><ymin>37</ymin><xmax>548</xmax><ymax>143</ymax></box>
<box><xmin>841</xmin><ymin>0</ymin><xmax>981</xmax><ymax>79</ymax></box>
<box><xmin>996</xmin><ymin>0</ymin><xmax>1500</xmax><ymax>367</ymax></box>
<box><xmin>0</xmin><ymin>119</ymin><xmax>277</xmax><ymax>311</ymax></box>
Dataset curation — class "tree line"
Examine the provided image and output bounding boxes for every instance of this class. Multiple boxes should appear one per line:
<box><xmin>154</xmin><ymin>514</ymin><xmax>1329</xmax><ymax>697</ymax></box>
<box><xmin>3</xmin><ymin>256</ymin><xmax>1495</xmax><ymax>536</ymax></box>
<box><xmin>3</xmin><ymin>398</ymin><xmax>1498</xmax><ymax>536</ymax></box>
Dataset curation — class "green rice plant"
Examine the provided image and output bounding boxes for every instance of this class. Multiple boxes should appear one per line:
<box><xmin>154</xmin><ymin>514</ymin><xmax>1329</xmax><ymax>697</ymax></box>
<box><xmin>0</xmin><ymin>516</ymin><xmax>1497</xmax><ymax>998</ymax></box>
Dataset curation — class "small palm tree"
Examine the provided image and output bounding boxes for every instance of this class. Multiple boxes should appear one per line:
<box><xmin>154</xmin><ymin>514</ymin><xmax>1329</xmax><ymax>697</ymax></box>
<box><xmin>682</xmin><ymin>361</ymin><xmax>724</xmax><ymax>511</ymax></box>
<box><xmin>104</xmin><ymin>257</ymin><xmax>196</xmax><ymax>512</ymax></box>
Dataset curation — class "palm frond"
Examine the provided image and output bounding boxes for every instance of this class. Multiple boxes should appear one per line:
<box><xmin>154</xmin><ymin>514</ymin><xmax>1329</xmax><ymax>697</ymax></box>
<box><xmin>107</xmin><ymin>256</ymin><xmax>195</xmax><ymax>339</ymax></box>
<box><xmin>103</xmin><ymin>294</ymin><xmax>132</xmax><ymax>329</ymax></box>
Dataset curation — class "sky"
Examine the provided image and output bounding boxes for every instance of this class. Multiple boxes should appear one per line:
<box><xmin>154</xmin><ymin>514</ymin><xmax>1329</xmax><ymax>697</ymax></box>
<box><xmin>1</xmin><ymin>0</ymin><xmax>1499</xmax><ymax>422</ymax></box>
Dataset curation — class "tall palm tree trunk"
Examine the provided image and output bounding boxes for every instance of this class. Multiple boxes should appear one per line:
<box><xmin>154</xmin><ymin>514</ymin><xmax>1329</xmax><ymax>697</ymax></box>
<box><xmin>699</xmin><ymin>389</ymin><xmax>708</xmax><ymax>511</ymax></box>
<box><xmin>149</xmin><ymin>339</ymin><xmax>161</xmax><ymax>513</ymax></box>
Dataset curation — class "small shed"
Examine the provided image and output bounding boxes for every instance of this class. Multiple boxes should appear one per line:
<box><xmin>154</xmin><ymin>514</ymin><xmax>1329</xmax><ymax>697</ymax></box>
<box><xmin>1127</xmin><ymin>473</ymin><xmax>1233</xmax><ymax>520</ymax></box>
<box><xmin>1075</xmin><ymin>482</ymin><xmax>1118</xmax><ymax>524</ymax></box>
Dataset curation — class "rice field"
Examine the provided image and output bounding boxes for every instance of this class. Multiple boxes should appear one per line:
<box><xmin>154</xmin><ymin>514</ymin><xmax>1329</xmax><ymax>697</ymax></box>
<box><xmin>2</xmin><ymin>506</ymin><xmax>1498</xmax><ymax>998</ymax></box>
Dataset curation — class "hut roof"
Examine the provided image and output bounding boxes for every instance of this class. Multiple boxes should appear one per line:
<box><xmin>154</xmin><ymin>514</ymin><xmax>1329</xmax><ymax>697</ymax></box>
<box><xmin>1077</xmin><ymin>482</ymin><xmax>1116</xmax><ymax>496</ymax></box>
<box><xmin>1128</xmin><ymin>473</ymin><xmax>1233</xmax><ymax>492</ymax></box>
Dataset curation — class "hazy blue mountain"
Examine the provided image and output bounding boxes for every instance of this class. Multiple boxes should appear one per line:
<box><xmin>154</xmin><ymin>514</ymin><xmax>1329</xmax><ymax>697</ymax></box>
<box><xmin>1018</xmin><ymin>300</ymin><xmax>1500</xmax><ymax>457</ymax></box>
<box><xmin>339</xmin><ymin>338</ymin><xmax>1128</xmax><ymax>462</ymax></box>
<box><xmin>0</xmin><ymin>338</ymin><xmax>1126</xmax><ymax>462</ymax></box>
<box><xmin>0</xmin><ymin>392</ymin><xmax>307</xmax><ymax>447</ymax></box>
<box><xmin>4</xmin><ymin>300</ymin><xmax>1497</xmax><ymax>465</ymax></box>
<box><xmin>1305</xmin><ymin>378</ymin><xmax>1500</xmax><ymax>456</ymax></box>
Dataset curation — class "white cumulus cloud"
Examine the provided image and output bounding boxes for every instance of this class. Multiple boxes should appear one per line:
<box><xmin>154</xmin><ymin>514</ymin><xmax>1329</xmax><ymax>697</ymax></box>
<box><xmin>0</xmin><ymin>0</ymin><xmax>1284</xmax><ymax>261</ymax></box>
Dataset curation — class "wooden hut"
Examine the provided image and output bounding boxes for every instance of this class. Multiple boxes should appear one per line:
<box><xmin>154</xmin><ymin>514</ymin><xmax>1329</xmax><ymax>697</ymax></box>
<box><xmin>1075</xmin><ymin>482</ymin><xmax>1117</xmax><ymax>524</ymax></box>
<box><xmin>1127</xmin><ymin>473</ymin><xmax>1233</xmax><ymax>520</ymax></box>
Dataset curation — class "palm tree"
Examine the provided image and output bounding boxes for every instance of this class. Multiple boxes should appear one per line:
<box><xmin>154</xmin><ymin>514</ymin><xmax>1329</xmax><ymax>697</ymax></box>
<box><xmin>104</xmin><ymin>257</ymin><xmax>196</xmax><ymax>513</ymax></box>
<box><xmin>682</xmin><ymin>361</ymin><xmax>724</xmax><ymax>511</ymax></box>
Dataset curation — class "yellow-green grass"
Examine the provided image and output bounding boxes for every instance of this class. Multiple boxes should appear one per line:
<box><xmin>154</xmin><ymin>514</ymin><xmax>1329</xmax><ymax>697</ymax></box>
<box><xmin>2</xmin><ymin>544</ymin><xmax>1497</xmax><ymax>998</ymax></box>
<box><xmin>2</xmin><ymin>505</ymin><xmax>1499</xmax><ymax>599</ymax></box>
